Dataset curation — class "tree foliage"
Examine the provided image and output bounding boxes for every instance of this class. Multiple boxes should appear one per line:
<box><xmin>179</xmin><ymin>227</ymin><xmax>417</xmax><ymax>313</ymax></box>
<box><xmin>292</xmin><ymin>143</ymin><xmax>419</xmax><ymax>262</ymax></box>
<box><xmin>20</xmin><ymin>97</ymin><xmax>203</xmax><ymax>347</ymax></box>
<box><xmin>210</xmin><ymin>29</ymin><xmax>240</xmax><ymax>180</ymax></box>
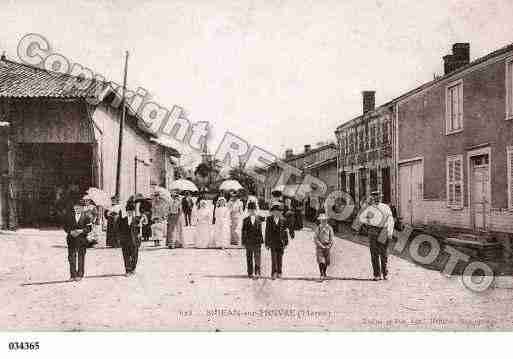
<box><xmin>228</xmin><ymin>165</ymin><xmax>257</xmax><ymax>194</ymax></box>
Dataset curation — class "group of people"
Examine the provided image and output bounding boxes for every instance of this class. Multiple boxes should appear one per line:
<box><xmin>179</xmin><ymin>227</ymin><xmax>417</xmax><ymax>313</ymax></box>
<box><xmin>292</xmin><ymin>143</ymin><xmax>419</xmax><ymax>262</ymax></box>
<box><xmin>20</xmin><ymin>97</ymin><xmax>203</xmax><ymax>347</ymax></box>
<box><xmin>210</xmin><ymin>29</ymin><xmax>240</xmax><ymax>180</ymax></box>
<box><xmin>62</xmin><ymin>185</ymin><xmax>394</xmax><ymax>283</ymax></box>
<box><xmin>148</xmin><ymin>190</ymin><xmax>260</xmax><ymax>249</ymax></box>
<box><xmin>63</xmin><ymin>191</ymin><xmax>146</xmax><ymax>280</ymax></box>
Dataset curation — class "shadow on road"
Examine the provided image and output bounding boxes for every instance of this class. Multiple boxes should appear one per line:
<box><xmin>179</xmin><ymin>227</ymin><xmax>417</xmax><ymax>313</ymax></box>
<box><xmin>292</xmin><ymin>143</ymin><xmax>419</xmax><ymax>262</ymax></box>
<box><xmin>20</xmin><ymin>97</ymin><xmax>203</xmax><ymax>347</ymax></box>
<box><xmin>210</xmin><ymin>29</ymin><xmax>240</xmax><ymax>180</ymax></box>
<box><xmin>51</xmin><ymin>245</ymin><xmax>115</xmax><ymax>250</ymax></box>
<box><xmin>204</xmin><ymin>274</ymin><xmax>374</xmax><ymax>282</ymax></box>
<box><xmin>21</xmin><ymin>273</ymin><xmax>126</xmax><ymax>286</ymax></box>
<box><xmin>21</xmin><ymin>279</ymin><xmax>75</xmax><ymax>286</ymax></box>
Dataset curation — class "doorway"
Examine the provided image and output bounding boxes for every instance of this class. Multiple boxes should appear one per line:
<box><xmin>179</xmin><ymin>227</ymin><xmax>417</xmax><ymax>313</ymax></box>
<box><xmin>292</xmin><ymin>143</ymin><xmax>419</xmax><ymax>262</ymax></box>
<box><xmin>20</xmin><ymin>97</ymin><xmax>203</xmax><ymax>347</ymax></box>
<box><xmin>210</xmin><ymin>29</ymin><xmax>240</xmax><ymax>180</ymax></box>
<box><xmin>16</xmin><ymin>143</ymin><xmax>93</xmax><ymax>227</ymax></box>
<box><xmin>398</xmin><ymin>159</ymin><xmax>423</xmax><ymax>225</ymax></box>
<box><xmin>469</xmin><ymin>152</ymin><xmax>490</xmax><ymax>230</ymax></box>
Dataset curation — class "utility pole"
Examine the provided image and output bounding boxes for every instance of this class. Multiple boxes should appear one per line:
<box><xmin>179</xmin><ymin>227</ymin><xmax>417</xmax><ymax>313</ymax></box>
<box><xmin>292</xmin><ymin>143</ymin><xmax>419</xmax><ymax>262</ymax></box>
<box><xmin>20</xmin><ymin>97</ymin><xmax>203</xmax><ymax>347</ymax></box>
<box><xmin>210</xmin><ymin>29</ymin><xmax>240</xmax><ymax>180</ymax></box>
<box><xmin>115</xmin><ymin>51</ymin><xmax>129</xmax><ymax>200</ymax></box>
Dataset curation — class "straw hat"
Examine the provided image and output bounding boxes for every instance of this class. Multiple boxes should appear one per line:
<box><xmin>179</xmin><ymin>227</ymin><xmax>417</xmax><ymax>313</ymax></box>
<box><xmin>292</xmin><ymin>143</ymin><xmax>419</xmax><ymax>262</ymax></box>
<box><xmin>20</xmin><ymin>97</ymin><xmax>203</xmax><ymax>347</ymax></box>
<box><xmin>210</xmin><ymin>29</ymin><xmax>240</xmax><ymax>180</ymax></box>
<box><xmin>317</xmin><ymin>213</ymin><xmax>328</xmax><ymax>220</ymax></box>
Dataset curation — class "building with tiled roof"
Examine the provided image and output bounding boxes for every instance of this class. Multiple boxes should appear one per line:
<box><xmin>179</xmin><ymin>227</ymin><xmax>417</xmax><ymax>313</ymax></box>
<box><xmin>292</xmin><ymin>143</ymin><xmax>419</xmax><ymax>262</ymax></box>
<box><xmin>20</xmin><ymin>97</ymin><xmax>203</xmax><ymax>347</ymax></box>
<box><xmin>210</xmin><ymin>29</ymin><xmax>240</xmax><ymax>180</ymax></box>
<box><xmin>0</xmin><ymin>57</ymin><xmax>178</xmax><ymax>229</ymax></box>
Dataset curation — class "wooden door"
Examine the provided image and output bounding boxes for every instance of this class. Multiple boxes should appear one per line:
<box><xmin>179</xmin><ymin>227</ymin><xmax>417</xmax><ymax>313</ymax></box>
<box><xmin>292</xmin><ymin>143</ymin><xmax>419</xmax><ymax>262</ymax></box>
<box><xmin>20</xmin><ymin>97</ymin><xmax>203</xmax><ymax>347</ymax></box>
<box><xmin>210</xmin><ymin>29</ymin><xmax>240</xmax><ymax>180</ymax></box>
<box><xmin>399</xmin><ymin>160</ymin><xmax>422</xmax><ymax>225</ymax></box>
<box><xmin>471</xmin><ymin>162</ymin><xmax>490</xmax><ymax>230</ymax></box>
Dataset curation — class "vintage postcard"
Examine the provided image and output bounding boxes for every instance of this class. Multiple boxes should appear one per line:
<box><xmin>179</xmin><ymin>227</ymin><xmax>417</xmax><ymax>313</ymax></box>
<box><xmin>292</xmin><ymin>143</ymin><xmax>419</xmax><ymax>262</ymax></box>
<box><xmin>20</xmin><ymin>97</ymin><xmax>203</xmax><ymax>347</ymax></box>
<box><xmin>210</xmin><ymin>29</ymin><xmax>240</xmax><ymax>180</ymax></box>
<box><xmin>1</xmin><ymin>1</ymin><xmax>513</xmax><ymax>343</ymax></box>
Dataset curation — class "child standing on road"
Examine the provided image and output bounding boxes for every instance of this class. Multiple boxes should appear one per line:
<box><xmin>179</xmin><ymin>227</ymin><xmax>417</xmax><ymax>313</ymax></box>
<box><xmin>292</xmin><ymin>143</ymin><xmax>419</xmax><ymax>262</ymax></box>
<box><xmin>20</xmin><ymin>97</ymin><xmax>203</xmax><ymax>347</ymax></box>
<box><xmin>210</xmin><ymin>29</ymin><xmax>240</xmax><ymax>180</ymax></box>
<box><xmin>314</xmin><ymin>213</ymin><xmax>334</xmax><ymax>281</ymax></box>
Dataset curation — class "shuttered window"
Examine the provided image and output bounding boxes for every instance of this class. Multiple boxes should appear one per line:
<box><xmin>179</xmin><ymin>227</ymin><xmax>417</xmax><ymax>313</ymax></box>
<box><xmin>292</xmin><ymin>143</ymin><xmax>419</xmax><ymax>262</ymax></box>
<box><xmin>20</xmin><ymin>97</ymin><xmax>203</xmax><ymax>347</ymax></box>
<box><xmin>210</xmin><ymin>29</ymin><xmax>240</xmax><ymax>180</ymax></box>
<box><xmin>447</xmin><ymin>155</ymin><xmax>464</xmax><ymax>208</ymax></box>
<box><xmin>507</xmin><ymin>59</ymin><xmax>513</xmax><ymax>120</ymax></box>
<box><xmin>382</xmin><ymin>120</ymin><xmax>390</xmax><ymax>144</ymax></box>
<box><xmin>508</xmin><ymin>146</ymin><xmax>513</xmax><ymax>209</ymax></box>
<box><xmin>369</xmin><ymin>123</ymin><xmax>376</xmax><ymax>148</ymax></box>
<box><xmin>446</xmin><ymin>80</ymin><xmax>463</xmax><ymax>134</ymax></box>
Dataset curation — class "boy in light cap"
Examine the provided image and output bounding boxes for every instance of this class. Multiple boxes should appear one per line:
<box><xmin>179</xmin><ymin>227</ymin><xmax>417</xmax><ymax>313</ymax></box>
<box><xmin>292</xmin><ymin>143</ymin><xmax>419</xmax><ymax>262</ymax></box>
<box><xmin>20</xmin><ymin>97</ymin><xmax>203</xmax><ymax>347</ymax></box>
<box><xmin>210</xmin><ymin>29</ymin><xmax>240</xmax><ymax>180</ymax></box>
<box><xmin>314</xmin><ymin>212</ymin><xmax>334</xmax><ymax>281</ymax></box>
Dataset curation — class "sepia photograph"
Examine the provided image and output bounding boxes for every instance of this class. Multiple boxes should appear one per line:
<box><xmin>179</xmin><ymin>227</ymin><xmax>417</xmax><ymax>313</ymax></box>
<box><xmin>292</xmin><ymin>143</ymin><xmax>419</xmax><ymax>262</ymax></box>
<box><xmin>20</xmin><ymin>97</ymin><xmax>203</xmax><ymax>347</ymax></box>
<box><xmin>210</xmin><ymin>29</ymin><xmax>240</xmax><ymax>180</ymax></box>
<box><xmin>1</xmin><ymin>1</ymin><xmax>513</xmax><ymax>353</ymax></box>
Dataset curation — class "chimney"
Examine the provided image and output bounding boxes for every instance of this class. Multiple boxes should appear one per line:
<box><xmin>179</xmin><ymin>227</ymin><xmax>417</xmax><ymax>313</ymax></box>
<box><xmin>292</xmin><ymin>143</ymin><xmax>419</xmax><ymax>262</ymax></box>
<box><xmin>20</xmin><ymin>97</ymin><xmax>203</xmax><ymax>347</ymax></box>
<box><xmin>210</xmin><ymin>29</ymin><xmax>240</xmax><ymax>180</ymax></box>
<box><xmin>285</xmin><ymin>148</ymin><xmax>294</xmax><ymax>159</ymax></box>
<box><xmin>443</xmin><ymin>43</ymin><xmax>470</xmax><ymax>75</ymax></box>
<box><xmin>362</xmin><ymin>91</ymin><xmax>375</xmax><ymax>115</ymax></box>
<box><xmin>304</xmin><ymin>144</ymin><xmax>311</xmax><ymax>153</ymax></box>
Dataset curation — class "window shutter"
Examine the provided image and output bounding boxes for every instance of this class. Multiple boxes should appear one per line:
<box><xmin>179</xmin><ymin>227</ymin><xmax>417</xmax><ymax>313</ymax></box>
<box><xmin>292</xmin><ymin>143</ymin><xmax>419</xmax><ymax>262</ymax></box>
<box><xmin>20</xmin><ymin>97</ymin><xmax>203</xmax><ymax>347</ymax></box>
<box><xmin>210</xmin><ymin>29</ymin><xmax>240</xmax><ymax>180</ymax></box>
<box><xmin>457</xmin><ymin>85</ymin><xmax>463</xmax><ymax>129</ymax></box>
<box><xmin>447</xmin><ymin>159</ymin><xmax>454</xmax><ymax>206</ymax></box>
<box><xmin>508</xmin><ymin>147</ymin><xmax>513</xmax><ymax>209</ymax></box>
<box><xmin>454</xmin><ymin>158</ymin><xmax>462</xmax><ymax>207</ymax></box>
<box><xmin>508</xmin><ymin>61</ymin><xmax>513</xmax><ymax>117</ymax></box>
<box><xmin>447</xmin><ymin>155</ymin><xmax>463</xmax><ymax>208</ymax></box>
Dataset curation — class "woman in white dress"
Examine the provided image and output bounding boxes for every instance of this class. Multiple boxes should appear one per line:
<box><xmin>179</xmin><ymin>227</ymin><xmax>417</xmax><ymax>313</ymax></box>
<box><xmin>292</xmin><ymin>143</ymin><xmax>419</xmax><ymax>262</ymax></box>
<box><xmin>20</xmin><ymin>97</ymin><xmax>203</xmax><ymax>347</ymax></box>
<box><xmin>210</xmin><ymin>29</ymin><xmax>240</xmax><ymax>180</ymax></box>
<box><xmin>228</xmin><ymin>194</ymin><xmax>244</xmax><ymax>245</ymax></box>
<box><xmin>211</xmin><ymin>197</ymin><xmax>231</xmax><ymax>249</ymax></box>
<box><xmin>194</xmin><ymin>200</ymin><xmax>212</xmax><ymax>248</ymax></box>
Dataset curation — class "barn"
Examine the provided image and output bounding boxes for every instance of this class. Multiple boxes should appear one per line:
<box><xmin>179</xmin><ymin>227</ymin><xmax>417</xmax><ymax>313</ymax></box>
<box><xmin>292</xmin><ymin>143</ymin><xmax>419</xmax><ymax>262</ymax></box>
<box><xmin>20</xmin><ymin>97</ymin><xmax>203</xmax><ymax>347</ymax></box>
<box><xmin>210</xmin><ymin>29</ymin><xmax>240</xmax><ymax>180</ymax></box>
<box><xmin>0</xmin><ymin>57</ymin><xmax>178</xmax><ymax>229</ymax></box>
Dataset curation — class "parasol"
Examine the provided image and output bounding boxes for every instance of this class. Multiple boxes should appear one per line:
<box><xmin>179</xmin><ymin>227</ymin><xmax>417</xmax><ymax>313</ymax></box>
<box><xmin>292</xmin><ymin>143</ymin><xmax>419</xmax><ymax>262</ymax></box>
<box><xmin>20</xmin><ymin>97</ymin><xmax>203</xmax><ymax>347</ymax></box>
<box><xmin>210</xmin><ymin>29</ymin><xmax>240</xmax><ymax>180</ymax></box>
<box><xmin>152</xmin><ymin>186</ymin><xmax>172</xmax><ymax>204</ymax></box>
<box><xmin>219</xmin><ymin>179</ymin><xmax>243</xmax><ymax>191</ymax></box>
<box><xmin>86</xmin><ymin>187</ymin><xmax>111</xmax><ymax>207</ymax></box>
<box><xmin>169</xmin><ymin>179</ymin><xmax>198</xmax><ymax>192</ymax></box>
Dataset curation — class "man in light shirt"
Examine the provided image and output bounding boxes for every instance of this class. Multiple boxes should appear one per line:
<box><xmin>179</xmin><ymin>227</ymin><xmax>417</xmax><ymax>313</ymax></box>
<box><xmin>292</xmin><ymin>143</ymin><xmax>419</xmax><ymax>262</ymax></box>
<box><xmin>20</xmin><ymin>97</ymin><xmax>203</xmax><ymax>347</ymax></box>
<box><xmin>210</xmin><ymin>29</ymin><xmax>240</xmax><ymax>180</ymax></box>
<box><xmin>357</xmin><ymin>191</ymin><xmax>395</xmax><ymax>281</ymax></box>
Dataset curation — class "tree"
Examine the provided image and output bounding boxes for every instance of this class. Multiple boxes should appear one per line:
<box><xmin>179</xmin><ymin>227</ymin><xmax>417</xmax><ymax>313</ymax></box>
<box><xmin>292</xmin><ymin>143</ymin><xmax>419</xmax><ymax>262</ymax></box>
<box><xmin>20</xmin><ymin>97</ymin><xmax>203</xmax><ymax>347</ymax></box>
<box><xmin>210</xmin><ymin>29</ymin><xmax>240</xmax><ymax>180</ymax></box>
<box><xmin>228</xmin><ymin>165</ymin><xmax>257</xmax><ymax>194</ymax></box>
<box><xmin>194</xmin><ymin>158</ymin><xmax>223</xmax><ymax>191</ymax></box>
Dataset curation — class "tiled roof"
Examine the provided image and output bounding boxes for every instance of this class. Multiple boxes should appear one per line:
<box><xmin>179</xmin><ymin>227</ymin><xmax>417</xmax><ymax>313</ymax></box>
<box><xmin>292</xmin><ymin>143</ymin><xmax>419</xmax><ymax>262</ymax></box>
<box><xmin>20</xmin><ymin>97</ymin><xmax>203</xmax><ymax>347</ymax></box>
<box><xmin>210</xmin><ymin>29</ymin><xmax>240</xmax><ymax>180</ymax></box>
<box><xmin>0</xmin><ymin>58</ymin><xmax>106</xmax><ymax>98</ymax></box>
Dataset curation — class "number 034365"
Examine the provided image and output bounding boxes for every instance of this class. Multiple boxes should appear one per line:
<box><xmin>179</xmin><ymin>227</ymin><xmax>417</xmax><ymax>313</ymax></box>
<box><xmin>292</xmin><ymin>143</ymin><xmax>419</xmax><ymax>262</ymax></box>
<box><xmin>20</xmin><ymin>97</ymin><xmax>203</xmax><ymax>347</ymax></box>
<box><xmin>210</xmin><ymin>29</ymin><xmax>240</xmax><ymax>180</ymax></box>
<box><xmin>8</xmin><ymin>341</ymin><xmax>40</xmax><ymax>350</ymax></box>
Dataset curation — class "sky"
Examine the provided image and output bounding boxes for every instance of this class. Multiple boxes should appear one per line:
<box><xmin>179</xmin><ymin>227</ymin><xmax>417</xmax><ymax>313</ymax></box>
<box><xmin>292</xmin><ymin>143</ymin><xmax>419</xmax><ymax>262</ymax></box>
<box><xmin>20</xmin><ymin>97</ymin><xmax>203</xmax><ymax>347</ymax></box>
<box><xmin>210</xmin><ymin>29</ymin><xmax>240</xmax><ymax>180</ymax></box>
<box><xmin>1</xmin><ymin>0</ymin><xmax>513</xmax><ymax>162</ymax></box>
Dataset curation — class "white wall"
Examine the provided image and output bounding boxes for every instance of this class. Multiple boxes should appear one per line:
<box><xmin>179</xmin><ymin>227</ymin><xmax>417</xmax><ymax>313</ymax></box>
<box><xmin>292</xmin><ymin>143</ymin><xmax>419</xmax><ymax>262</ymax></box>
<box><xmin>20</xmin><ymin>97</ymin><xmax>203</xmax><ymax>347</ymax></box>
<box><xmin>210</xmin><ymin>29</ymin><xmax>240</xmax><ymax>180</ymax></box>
<box><xmin>412</xmin><ymin>199</ymin><xmax>513</xmax><ymax>235</ymax></box>
<box><xmin>92</xmin><ymin>104</ymin><xmax>153</xmax><ymax>203</ymax></box>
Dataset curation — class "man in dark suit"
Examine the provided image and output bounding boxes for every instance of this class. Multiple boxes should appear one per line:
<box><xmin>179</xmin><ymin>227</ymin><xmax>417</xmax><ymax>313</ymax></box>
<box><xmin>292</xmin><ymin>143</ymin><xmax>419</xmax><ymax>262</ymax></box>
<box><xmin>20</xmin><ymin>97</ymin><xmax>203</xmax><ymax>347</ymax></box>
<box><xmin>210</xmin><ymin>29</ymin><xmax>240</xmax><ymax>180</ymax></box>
<box><xmin>105</xmin><ymin>196</ymin><xmax>121</xmax><ymax>248</ymax></box>
<box><xmin>241</xmin><ymin>201</ymin><xmax>263</xmax><ymax>279</ymax></box>
<box><xmin>182</xmin><ymin>192</ymin><xmax>193</xmax><ymax>227</ymax></box>
<box><xmin>265</xmin><ymin>204</ymin><xmax>289</xmax><ymax>280</ymax></box>
<box><xmin>118</xmin><ymin>200</ymin><xmax>142</xmax><ymax>276</ymax></box>
<box><xmin>62</xmin><ymin>194</ymin><xmax>96</xmax><ymax>281</ymax></box>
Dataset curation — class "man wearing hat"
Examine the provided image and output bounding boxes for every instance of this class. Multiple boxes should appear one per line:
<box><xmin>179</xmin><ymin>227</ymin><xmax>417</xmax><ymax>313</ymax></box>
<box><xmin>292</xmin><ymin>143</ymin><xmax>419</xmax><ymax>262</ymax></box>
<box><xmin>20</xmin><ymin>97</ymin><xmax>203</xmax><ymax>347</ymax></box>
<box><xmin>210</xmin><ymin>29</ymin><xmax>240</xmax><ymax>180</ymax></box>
<box><xmin>105</xmin><ymin>196</ymin><xmax>121</xmax><ymax>248</ymax></box>
<box><xmin>265</xmin><ymin>204</ymin><xmax>289</xmax><ymax>279</ymax></box>
<box><xmin>118</xmin><ymin>199</ymin><xmax>142</xmax><ymax>276</ymax></box>
<box><xmin>241</xmin><ymin>201</ymin><xmax>263</xmax><ymax>279</ymax></box>
<box><xmin>62</xmin><ymin>193</ymin><xmax>97</xmax><ymax>281</ymax></box>
<box><xmin>314</xmin><ymin>213</ymin><xmax>334</xmax><ymax>281</ymax></box>
<box><xmin>357</xmin><ymin>191</ymin><xmax>394</xmax><ymax>281</ymax></box>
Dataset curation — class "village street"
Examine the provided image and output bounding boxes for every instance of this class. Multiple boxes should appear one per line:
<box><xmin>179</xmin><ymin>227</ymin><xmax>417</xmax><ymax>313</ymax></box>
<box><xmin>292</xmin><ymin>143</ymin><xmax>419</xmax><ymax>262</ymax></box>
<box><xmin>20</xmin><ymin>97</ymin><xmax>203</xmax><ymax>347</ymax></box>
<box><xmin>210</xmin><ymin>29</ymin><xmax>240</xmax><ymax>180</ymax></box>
<box><xmin>1</xmin><ymin>227</ymin><xmax>513</xmax><ymax>331</ymax></box>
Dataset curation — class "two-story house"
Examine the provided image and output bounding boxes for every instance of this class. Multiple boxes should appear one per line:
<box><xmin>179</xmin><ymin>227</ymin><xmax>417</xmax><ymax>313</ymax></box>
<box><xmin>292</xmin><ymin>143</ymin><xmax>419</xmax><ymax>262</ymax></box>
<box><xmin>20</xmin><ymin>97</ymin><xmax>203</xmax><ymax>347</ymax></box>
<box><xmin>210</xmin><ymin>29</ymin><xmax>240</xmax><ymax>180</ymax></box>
<box><xmin>396</xmin><ymin>42</ymin><xmax>513</xmax><ymax>236</ymax></box>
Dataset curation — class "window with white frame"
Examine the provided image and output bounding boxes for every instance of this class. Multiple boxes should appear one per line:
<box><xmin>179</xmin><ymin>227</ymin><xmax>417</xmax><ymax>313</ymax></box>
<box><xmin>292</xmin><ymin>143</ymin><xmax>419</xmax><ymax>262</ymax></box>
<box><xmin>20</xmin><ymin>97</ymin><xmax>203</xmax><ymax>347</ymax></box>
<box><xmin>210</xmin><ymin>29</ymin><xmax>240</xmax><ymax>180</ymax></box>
<box><xmin>507</xmin><ymin>58</ymin><xmax>513</xmax><ymax>120</ymax></box>
<box><xmin>446</xmin><ymin>80</ymin><xmax>463</xmax><ymax>134</ymax></box>
<box><xmin>507</xmin><ymin>146</ymin><xmax>513</xmax><ymax>209</ymax></box>
<box><xmin>447</xmin><ymin>155</ymin><xmax>464</xmax><ymax>208</ymax></box>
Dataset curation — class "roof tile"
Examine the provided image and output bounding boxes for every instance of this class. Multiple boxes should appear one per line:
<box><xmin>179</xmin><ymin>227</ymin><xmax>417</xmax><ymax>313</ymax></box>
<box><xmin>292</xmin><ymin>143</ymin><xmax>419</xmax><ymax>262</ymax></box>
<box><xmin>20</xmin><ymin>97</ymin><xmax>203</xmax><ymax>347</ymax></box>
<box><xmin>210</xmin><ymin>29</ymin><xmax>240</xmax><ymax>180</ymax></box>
<box><xmin>0</xmin><ymin>58</ymin><xmax>106</xmax><ymax>98</ymax></box>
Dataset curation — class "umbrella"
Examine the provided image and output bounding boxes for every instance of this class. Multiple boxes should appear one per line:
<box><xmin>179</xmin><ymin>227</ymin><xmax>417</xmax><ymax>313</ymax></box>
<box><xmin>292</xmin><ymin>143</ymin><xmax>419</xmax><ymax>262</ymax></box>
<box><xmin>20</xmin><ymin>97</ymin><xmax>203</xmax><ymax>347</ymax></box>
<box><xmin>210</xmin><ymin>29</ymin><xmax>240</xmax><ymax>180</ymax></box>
<box><xmin>219</xmin><ymin>179</ymin><xmax>243</xmax><ymax>191</ymax></box>
<box><xmin>86</xmin><ymin>187</ymin><xmax>111</xmax><ymax>207</ymax></box>
<box><xmin>152</xmin><ymin>186</ymin><xmax>172</xmax><ymax>204</ymax></box>
<box><xmin>169</xmin><ymin>179</ymin><xmax>198</xmax><ymax>192</ymax></box>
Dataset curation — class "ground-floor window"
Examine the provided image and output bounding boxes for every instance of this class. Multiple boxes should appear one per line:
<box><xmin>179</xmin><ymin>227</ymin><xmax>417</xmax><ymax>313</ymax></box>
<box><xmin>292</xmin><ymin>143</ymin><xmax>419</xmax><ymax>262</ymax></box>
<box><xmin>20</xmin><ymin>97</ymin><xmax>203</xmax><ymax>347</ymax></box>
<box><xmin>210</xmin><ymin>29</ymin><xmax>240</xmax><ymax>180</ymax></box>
<box><xmin>447</xmin><ymin>154</ymin><xmax>464</xmax><ymax>209</ymax></box>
